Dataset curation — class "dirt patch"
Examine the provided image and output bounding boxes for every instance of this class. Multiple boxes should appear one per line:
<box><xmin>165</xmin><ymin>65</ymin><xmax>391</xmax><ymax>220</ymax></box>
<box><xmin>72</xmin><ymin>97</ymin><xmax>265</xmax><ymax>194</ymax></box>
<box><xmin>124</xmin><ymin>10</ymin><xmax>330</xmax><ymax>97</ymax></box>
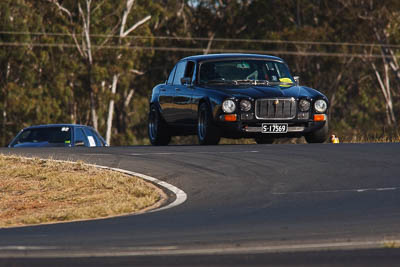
<box><xmin>0</xmin><ymin>155</ymin><xmax>166</xmax><ymax>228</ymax></box>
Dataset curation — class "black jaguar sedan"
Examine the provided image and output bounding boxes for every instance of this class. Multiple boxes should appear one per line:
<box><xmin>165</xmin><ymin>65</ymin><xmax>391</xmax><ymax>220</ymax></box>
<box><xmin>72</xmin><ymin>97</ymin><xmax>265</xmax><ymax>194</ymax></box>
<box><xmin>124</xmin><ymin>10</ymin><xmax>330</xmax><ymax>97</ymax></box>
<box><xmin>148</xmin><ymin>53</ymin><xmax>329</xmax><ymax>145</ymax></box>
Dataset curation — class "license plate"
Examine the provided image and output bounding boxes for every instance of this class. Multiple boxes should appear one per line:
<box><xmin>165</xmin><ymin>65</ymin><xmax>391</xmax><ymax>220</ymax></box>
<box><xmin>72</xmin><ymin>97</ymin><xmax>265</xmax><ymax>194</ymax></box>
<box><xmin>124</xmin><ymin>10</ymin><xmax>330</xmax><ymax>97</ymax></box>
<box><xmin>262</xmin><ymin>123</ymin><xmax>288</xmax><ymax>133</ymax></box>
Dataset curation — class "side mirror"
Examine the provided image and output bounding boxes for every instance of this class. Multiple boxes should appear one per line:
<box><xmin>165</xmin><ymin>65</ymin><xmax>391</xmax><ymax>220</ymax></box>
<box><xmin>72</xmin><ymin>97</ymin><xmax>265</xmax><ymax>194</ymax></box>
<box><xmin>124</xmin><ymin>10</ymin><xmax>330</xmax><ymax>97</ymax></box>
<box><xmin>75</xmin><ymin>140</ymin><xmax>85</xmax><ymax>147</ymax></box>
<box><xmin>294</xmin><ymin>76</ymin><xmax>300</xmax><ymax>86</ymax></box>
<box><xmin>181</xmin><ymin>77</ymin><xmax>192</xmax><ymax>85</ymax></box>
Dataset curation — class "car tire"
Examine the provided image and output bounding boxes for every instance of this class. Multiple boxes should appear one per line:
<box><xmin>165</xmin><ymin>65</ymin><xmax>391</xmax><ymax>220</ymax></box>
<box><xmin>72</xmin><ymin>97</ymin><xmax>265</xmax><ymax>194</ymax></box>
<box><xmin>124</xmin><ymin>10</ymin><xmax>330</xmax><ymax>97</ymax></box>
<box><xmin>148</xmin><ymin>105</ymin><xmax>171</xmax><ymax>146</ymax></box>
<box><xmin>197</xmin><ymin>103</ymin><xmax>221</xmax><ymax>145</ymax></box>
<box><xmin>254</xmin><ymin>137</ymin><xmax>274</xmax><ymax>144</ymax></box>
<box><xmin>305</xmin><ymin>120</ymin><xmax>329</xmax><ymax>143</ymax></box>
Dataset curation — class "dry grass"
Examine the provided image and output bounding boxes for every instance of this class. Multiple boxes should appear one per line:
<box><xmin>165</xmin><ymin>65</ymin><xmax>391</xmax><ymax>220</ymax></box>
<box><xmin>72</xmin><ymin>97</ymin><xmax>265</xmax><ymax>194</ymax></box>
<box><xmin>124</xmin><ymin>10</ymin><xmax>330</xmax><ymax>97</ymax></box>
<box><xmin>171</xmin><ymin>135</ymin><xmax>400</xmax><ymax>145</ymax></box>
<box><xmin>0</xmin><ymin>155</ymin><xmax>165</xmax><ymax>228</ymax></box>
<box><xmin>384</xmin><ymin>241</ymin><xmax>400</xmax><ymax>249</ymax></box>
<box><xmin>174</xmin><ymin>136</ymin><xmax>396</xmax><ymax>145</ymax></box>
<box><xmin>343</xmin><ymin>135</ymin><xmax>400</xmax><ymax>143</ymax></box>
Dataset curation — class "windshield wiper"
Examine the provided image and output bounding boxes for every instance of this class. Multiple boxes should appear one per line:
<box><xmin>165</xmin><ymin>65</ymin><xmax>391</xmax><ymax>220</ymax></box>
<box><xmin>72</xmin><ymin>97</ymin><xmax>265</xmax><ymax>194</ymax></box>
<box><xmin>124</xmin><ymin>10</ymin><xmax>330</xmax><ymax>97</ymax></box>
<box><xmin>232</xmin><ymin>80</ymin><xmax>270</xmax><ymax>86</ymax></box>
<box><xmin>202</xmin><ymin>79</ymin><xmax>236</xmax><ymax>85</ymax></box>
<box><xmin>202</xmin><ymin>79</ymin><xmax>296</xmax><ymax>87</ymax></box>
<box><xmin>232</xmin><ymin>80</ymin><xmax>296</xmax><ymax>87</ymax></box>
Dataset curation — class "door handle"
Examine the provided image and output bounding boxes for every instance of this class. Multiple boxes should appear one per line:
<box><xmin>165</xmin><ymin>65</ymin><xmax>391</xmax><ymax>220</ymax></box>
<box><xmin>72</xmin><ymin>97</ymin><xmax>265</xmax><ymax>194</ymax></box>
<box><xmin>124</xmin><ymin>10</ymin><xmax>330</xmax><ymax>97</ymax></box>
<box><xmin>160</xmin><ymin>88</ymin><xmax>166</xmax><ymax>92</ymax></box>
<box><xmin>175</xmin><ymin>88</ymin><xmax>181</xmax><ymax>91</ymax></box>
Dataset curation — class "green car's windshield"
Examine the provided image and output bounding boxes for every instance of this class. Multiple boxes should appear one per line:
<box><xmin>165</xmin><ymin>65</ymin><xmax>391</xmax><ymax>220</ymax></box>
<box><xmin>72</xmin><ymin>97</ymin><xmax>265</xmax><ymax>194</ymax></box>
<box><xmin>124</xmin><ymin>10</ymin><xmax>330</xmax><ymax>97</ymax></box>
<box><xmin>199</xmin><ymin>59</ymin><xmax>294</xmax><ymax>86</ymax></box>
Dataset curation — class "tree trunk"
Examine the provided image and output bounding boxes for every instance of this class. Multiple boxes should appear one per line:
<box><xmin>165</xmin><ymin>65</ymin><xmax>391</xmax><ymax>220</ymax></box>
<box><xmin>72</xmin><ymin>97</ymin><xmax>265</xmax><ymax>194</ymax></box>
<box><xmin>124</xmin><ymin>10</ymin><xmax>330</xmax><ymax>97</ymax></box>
<box><xmin>106</xmin><ymin>74</ymin><xmax>118</xmax><ymax>144</ymax></box>
<box><xmin>103</xmin><ymin>0</ymin><xmax>151</xmax><ymax>143</ymax></box>
<box><xmin>1</xmin><ymin>62</ymin><xmax>10</xmax><ymax>146</ymax></box>
<box><xmin>371</xmin><ymin>61</ymin><xmax>396</xmax><ymax>126</ymax></box>
<box><xmin>384</xmin><ymin>58</ymin><xmax>396</xmax><ymax>125</ymax></box>
<box><xmin>1</xmin><ymin>94</ymin><xmax>6</xmax><ymax>146</ymax></box>
<box><xmin>79</xmin><ymin>0</ymin><xmax>98</xmax><ymax>130</ymax></box>
<box><xmin>90</xmin><ymin>91</ymin><xmax>98</xmax><ymax>130</ymax></box>
<box><xmin>203</xmin><ymin>32</ymin><xmax>215</xmax><ymax>55</ymax></box>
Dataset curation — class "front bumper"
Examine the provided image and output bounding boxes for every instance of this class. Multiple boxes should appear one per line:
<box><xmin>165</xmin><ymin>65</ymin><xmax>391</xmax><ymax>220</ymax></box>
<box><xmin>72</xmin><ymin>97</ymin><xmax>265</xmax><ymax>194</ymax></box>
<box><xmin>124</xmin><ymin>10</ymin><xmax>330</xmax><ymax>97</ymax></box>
<box><xmin>243</xmin><ymin>125</ymin><xmax>306</xmax><ymax>133</ymax></box>
<box><xmin>216</xmin><ymin>119</ymin><xmax>327</xmax><ymax>139</ymax></box>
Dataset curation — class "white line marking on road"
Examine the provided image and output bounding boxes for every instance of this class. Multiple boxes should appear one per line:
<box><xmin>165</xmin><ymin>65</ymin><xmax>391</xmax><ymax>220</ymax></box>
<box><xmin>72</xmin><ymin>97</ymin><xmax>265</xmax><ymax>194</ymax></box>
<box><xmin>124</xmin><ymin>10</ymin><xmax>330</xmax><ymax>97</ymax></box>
<box><xmin>0</xmin><ymin>246</ymin><xmax>58</xmax><ymax>251</ymax></box>
<box><xmin>1</xmin><ymin>240</ymin><xmax>400</xmax><ymax>258</ymax></box>
<box><xmin>130</xmin><ymin>152</ymin><xmax>175</xmax><ymax>155</ymax></box>
<box><xmin>130</xmin><ymin>151</ymin><xmax>259</xmax><ymax>156</ymax></box>
<box><xmin>85</xmin><ymin>164</ymin><xmax>187</xmax><ymax>213</ymax></box>
<box><xmin>17</xmin><ymin>157</ymin><xmax>187</xmax><ymax>214</ymax></box>
<box><xmin>377</xmin><ymin>187</ymin><xmax>397</xmax><ymax>191</ymax></box>
<box><xmin>273</xmin><ymin>187</ymin><xmax>399</xmax><ymax>195</ymax></box>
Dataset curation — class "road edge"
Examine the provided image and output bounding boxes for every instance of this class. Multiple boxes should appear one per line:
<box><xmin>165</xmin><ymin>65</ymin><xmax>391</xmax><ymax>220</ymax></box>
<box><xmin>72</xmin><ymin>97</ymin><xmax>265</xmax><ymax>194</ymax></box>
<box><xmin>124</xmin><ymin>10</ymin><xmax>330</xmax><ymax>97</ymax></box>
<box><xmin>0</xmin><ymin>156</ymin><xmax>188</xmax><ymax>229</ymax></box>
<box><xmin>90</xmin><ymin>164</ymin><xmax>187</xmax><ymax>213</ymax></box>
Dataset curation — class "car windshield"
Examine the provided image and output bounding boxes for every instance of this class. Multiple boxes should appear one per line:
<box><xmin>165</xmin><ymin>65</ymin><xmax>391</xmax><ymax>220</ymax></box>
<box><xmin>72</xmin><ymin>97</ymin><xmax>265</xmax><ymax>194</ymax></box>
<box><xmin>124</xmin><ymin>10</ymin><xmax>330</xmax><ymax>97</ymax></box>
<box><xmin>13</xmin><ymin>127</ymin><xmax>72</xmax><ymax>145</ymax></box>
<box><xmin>199</xmin><ymin>59</ymin><xmax>295</xmax><ymax>86</ymax></box>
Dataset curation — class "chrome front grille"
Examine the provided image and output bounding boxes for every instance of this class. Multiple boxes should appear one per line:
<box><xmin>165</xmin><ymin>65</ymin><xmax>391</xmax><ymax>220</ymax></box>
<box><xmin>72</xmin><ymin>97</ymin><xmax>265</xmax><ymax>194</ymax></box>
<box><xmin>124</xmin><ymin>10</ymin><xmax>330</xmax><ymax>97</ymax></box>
<box><xmin>255</xmin><ymin>98</ymin><xmax>297</xmax><ymax>120</ymax></box>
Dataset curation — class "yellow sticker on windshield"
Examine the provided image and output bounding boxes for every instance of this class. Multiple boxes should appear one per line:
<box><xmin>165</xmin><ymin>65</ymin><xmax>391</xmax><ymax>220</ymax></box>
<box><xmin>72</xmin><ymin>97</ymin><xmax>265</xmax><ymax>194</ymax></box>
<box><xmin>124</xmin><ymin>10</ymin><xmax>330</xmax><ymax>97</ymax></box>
<box><xmin>279</xmin><ymin>78</ymin><xmax>293</xmax><ymax>87</ymax></box>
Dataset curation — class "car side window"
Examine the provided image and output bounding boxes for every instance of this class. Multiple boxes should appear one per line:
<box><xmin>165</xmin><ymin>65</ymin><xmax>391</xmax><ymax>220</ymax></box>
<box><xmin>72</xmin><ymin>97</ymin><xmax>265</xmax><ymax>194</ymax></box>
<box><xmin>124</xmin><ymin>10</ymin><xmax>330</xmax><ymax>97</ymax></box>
<box><xmin>86</xmin><ymin>128</ymin><xmax>104</xmax><ymax>146</ymax></box>
<box><xmin>18</xmin><ymin>130</ymin><xmax>32</xmax><ymax>143</ymax></box>
<box><xmin>83</xmin><ymin>128</ymin><xmax>98</xmax><ymax>147</ymax></box>
<box><xmin>75</xmin><ymin>128</ymin><xmax>88</xmax><ymax>146</ymax></box>
<box><xmin>173</xmin><ymin>61</ymin><xmax>187</xmax><ymax>85</ymax></box>
<box><xmin>185</xmin><ymin>61</ymin><xmax>195</xmax><ymax>81</ymax></box>
<box><xmin>91</xmin><ymin>130</ymin><xmax>106</xmax><ymax>146</ymax></box>
<box><xmin>167</xmin><ymin>65</ymin><xmax>177</xmax><ymax>85</ymax></box>
<box><xmin>185</xmin><ymin>61</ymin><xmax>195</xmax><ymax>79</ymax></box>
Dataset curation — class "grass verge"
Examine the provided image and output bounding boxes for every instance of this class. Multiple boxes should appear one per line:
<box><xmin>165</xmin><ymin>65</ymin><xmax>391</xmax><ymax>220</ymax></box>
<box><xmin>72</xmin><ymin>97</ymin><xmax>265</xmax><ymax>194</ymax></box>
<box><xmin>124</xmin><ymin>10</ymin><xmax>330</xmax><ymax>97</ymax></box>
<box><xmin>172</xmin><ymin>135</ymin><xmax>400</xmax><ymax>145</ymax></box>
<box><xmin>0</xmin><ymin>155</ymin><xmax>165</xmax><ymax>228</ymax></box>
<box><xmin>384</xmin><ymin>241</ymin><xmax>400</xmax><ymax>249</ymax></box>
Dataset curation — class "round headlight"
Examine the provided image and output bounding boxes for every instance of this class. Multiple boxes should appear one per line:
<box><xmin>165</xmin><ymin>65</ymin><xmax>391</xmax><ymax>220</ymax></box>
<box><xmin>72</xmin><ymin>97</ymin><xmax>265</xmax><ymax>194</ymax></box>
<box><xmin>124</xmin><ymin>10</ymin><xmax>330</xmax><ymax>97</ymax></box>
<box><xmin>314</xmin><ymin>99</ymin><xmax>327</xmax><ymax>113</ymax></box>
<box><xmin>240</xmin><ymin>100</ymin><xmax>252</xmax><ymax>112</ymax></box>
<box><xmin>222</xmin><ymin>99</ymin><xmax>236</xmax><ymax>113</ymax></box>
<box><xmin>299</xmin><ymin>99</ymin><xmax>310</xmax><ymax>112</ymax></box>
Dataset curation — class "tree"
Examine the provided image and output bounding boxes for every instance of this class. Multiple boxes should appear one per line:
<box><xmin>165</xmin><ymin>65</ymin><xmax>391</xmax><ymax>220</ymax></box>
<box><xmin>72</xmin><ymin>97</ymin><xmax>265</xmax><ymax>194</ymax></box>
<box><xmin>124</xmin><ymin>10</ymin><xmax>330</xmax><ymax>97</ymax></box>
<box><xmin>0</xmin><ymin>0</ymin><xmax>59</xmax><ymax>145</ymax></box>
<box><xmin>48</xmin><ymin>0</ymin><xmax>153</xmax><ymax>144</ymax></box>
<box><xmin>104</xmin><ymin>0</ymin><xmax>151</xmax><ymax>144</ymax></box>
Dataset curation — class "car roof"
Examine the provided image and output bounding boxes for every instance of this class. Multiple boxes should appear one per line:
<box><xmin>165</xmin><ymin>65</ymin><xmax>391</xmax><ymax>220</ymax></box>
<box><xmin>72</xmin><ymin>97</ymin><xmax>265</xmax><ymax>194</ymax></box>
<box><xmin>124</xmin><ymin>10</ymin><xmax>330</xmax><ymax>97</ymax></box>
<box><xmin>22</xmin><ymin>124</ymin><xmax>91</xmax><ymax>130</ymax></box>
<box><xmin>181</xmin><ymin>53</ymin><xmax>284</xmax><ymax>62</ymax></box>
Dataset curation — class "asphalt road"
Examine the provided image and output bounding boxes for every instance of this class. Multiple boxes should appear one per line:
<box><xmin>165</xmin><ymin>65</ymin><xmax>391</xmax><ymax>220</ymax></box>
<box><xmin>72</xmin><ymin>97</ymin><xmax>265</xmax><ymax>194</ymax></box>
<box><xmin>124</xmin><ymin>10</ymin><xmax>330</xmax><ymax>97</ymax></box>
<box><xmin>1</xmin><ymin>143</ymin><xmax>400</xmax><ymax>266</ymax></box>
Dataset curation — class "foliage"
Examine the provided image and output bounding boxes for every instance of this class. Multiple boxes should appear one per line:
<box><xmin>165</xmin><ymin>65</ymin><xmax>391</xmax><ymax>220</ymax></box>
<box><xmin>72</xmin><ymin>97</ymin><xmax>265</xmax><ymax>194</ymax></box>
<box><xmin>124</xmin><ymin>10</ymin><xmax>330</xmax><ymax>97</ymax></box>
<box><xmin>0</xmin><ymin>0</ymin><xmax>399</xmax><ymax>146</ymax></box>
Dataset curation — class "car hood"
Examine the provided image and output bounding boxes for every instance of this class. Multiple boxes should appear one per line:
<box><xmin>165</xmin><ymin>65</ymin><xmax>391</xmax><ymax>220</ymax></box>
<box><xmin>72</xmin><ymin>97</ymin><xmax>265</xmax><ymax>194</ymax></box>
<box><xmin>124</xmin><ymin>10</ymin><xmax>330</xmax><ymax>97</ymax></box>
<box><xmin>217</xmin><ymin>85</ymin><xmax>324</xmax><ymax>99</ymax></box>
<box><xmin>12</xmin><ymin>142</ymin><xmax>69</xmax><ymax>148</ymax></box>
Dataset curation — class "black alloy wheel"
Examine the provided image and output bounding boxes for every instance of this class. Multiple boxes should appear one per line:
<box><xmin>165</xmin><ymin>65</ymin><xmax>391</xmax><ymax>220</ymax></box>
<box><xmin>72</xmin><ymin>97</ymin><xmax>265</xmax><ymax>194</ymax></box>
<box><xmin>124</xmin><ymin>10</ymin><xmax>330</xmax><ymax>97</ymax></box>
<box><xmin>148</xmin><ymin>105</ymin><xmax>171</xmax><ymax>146</ymax></box>
<box><xmin>197</xmin><ymin>103</ymin><xmax>221</xmax><ymax>145</ymax></box>
<box><xmin>305</xmin><ymin>120</ymin><xmax>329</xmax><ymax>143</ymax></box>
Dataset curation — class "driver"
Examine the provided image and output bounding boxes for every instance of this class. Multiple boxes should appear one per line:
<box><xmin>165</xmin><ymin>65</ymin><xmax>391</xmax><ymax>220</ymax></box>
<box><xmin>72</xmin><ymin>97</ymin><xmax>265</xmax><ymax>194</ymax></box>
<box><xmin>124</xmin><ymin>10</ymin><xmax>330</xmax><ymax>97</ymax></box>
<box><xmin>200</xmin><ymin>63</ymin><xmax>220</xmax><ymax>81</ymax></box>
